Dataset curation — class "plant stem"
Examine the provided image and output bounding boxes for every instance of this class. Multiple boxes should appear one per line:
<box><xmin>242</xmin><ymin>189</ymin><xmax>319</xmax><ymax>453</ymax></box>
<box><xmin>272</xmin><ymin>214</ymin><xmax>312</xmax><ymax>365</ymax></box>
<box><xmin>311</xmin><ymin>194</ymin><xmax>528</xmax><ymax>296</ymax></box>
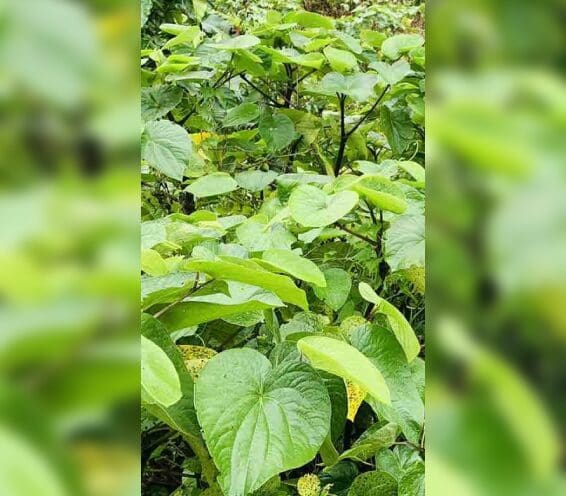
<box><xmin>240</xmin><ymin>74</ymin><xmax>284</xmax><ymax>107</ymax></box>
<box><xmin>346</xmin><ymin>85</ymin><xmax>389</xmax><ymax>139</ymax></box>
<box><xmin>334</xmin><ymin>94</ymin><xmax>347</xmax><ymax>175</ymax></box>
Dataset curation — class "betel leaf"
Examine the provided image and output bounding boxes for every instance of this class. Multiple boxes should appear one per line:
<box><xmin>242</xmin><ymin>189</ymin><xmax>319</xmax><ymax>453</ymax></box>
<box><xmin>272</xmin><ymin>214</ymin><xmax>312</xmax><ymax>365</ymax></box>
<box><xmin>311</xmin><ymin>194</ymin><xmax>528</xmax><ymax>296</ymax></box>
<box><xmin>312</xmin><ymin>73</ymin><xmax>380</xmax><ymax>102</ymax></box>
<box><xmin>259</xmin><ymin>113</ymin><xmax>296</xmax><ymax>151</ymax></box>
<box><xmin>261</xmin><ymin>249</ymin><xmax>326</xmax><ymax>287</ymax></box>
<box><xmin>339</xmin><ymin>423</ymin><xmax>399</xmax><ymax>461</ymax></box>
<box><xmin>297</xmin><ymin>336</ymin><xmax>390</xmax><ymax>405</ymax></box>
<box><xmin>159</xmin><ymin>282</ymin><xmax>283</xmax><ymax>330</ymax></box>
<box><xmin>381</xmin><ymin>34</ymin><xmax>424</xmax><ymax>60</ymax></box>
<box><xmin>194</xmin><ymin>348</ymin><xmax>331</xmax><ymax>496</ymax></box>
<box><xmin>142</xmin><ymin>120</ymin><xmax>191</xmax><ymax>181</ymax></box>
<box><xmin>142</xmin><ymin>85</ymin><xmax>183</xmax><ymax>121</ymax></box>
<box><xmin>235</xmin><ymin>170</ymin><xmax>278</xmax><ymax>192</ymax></box>
<box><xmin>141</xmin><ymin>314</ymin><xmax>201</xmax><ymax>438</ymax></box>
<box><xmin>370</xmin><ymin>59</ymin><xmax>411</xmax><ymax>86</ymax></box>
<box><xmin>141</xmin><ymin>335</ymin><xmax>181</xmax><ymax>407</ymax></box>
<box><xmin>184</xmin><ymin>257</ymin><xmax>308</xmax><ymax>309</ymax></box>
<box><xmin>351</xmin><ymin>175</ymin><xmax>407</xmax><ymax>214</ymax></box>
<box><xmin>212</xmin><ymin>34</ymin><xmax>261</xmax><ymax>50</ymax></box>
<box><xmin>348</xmin><ymin>471</ymin><xmax>398</xmax><ymax>496</ymax></box>
<box><xmin>383</xmin><ymin>208</ymin><xmax>425</xmax><ymax>272</ymax></box>
<box><xmin>358</xmin><ymin>282</ymin><xmax>420</xmax><ymax>362</ymax></box>
<box><xmin>323</xmin><ymin>47</ymin><xmax>357</xmax><ymax>73</ymax></box>
<box><xmin>289</xmin><ymin>184</ymin><xmax>358</xmax><ymax>227</ymax></box>
<box><xmin>185</xmin><ymin>173</ymin><xmax>239</xmax><ymax>198</ymax></box>
<box><xmin>284</xmin><ymin>11</ymin><xmax>335</xmax><ymax>29</ymax></box>
<box><xmin>350</xmin><ymin>325</ymin><xmax>424</xmax><ymax>444</ymax></box>
<box><xmin>398</xmin><ymin>461</ymin><xmax>424</xmax><ymax>496</ymax></box>
<box><xmin>223</xmin><ymin>102</ymin><xmax>261</xmax><ymax>128</ymax></box>
<box><xmin>314</xmin><ymin>268</ymin><xmax>351</xmax><ymax>310</ymax></box>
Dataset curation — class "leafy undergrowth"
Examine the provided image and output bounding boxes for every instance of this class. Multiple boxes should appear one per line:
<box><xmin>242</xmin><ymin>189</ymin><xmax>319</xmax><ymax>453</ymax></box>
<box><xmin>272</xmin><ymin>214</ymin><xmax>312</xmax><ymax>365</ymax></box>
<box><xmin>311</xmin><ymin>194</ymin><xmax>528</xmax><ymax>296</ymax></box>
<box><xmin>141</xmin><ymin>1</ymin><xmax>425</xmax><ymax>495</ymax></box>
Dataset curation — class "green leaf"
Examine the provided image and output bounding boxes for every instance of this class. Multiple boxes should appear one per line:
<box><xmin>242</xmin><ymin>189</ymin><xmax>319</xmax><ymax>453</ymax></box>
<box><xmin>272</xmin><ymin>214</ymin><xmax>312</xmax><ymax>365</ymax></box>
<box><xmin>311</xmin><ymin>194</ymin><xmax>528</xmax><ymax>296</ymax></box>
<box><xmin>323</xmin><ymin>47</ymin><xmax>357</xmax><ymax>73</ymax></box>
<box><xmin>141</xmin><ymin>335</ymin><xmax>181</xmax><ymax>407</ymax></box>
<box><xmin>185</xmin><ymin>257</ymin><xmax>309</xmax><ymax>310</ymax></box>
<box><xmin>312</xmin><ymin>73</ymin><xmax>380</xmax><ymax>102</ymax></box>
<box><xmin>236</xmin><ymin>215</ymin><xmax>295</xmax><ymax>251</ymax></box>
<box><xmin>223</xmin><ymin>102</ymin><xmax>261</xmax><ymax>127</ymax></box>
<box><xmin>397</xmin><ymin>160</ymin><xmax>425</xmax><ymax>184</ymax></box>
<box><xmin>141</xmin><ymin>314</ymin><xmax>201</xmax><ymax>437</ymax></box>
<box><xmin>399</xmin><ymin>462</ymin><xmax>424</xmax><ymax>496</ymax></box>
<box><xmin>284</xmin><ymin>11</ymin><xmax>335</xmax><ymax>29</ymax></box>
<box><xmin>195</xmin><ymin>348</ymin><xmax>331</xmax><ymax>496</ymax></box>
<box><xmin>142</xmin><ymin>85</ymin><xmax>183</xmax><ymax>121</ymax></box>
<box><xmin>370</xmin><ymin>59</ymin><xmax>411</xmax><ymax>86</ymax></box>
<box><xmin>141</xmin><ymin>0</ymin><xmax>152</xmax><ymax>27</ymax></box>
<box><xmin>348</xmin><ymin>471</ymin><xmax>398</xmax><ymax>496</ymax></box>
<box><xmin>351</xmin><ymin>175</ymin><xmax>407</xmax><ymax>214</ymax></box>
<box><xmin>360</xmin><ymin>30</ymin><xmax>386</xmax><ymax>48</ymax></box>
<box><xmin>381</xmin><ymin>34</ymin><xmax>424</xmax><ymax>59</ymax></box>
<box><xmin>358</xmin><ymin>282</ymin><xmax>420</xmax><ymax>362</ymax></box>
<box><xmin>297</xmin><ymin>336</ymin><xmax>390</xmax><ymax>405</ymax></box>
<box><xmin>376</xmin><ymin>445</ymin><xmax>422</xmax><ymax>482</ymax></box>
<box><xmin>235</xmin><ymin>170</ymin><xmax>278</xmax><ymax>192</ymax></box>
<box><xmin>289</xmin><ymin>185</ymin><xmax>358</xmax><ymax>227</ymax></box>
<box><xmin>314</xmin><ymin>268</ymin><xmax>351</xmax><ymax>310</ymax></box>
<box><xmin>185</xmin><ymin>173</ymin><xmax>238</xmax><ymax>198</ymax></box>
<box><xmin>141</xmin><ymin>248</ymin><xmax>168</xmax><ymax>276</ymax></box>
<box><xmin>351</xmin><ymin>325</ymin><xmax>424</xmax><ymax>443</ymax></box>
<box><xmin>380</xmin><ymin>105</ymin><xmax>416</xmax><ymax>156</ymax></box>
<box><xmin>261</xmin><ymin>249</ymin><xmax>326</xmax><ymax>287</ymax></box>
<box><xmin>142</xmin><ymin>120</ymin><xmax>191</xmax><ymax>181</ymax></box>
<box><xmin>339</xmin><ymin>423</ymin><xmax>399</xmax><ymax>461</ymax></box>
<box><xmin>383</xmin><ymin>209</ymin><xmax>425</xmax><ymax>272</ymax></box>
<box><xmin>259</xmin><ymin>113</ymin><xmax>296</xmax><ymax>151</ymax></box>
<box><xmin>213</xmin><ymin>34</ymin><xmax>261</xmax><ymax>50</ymax></box>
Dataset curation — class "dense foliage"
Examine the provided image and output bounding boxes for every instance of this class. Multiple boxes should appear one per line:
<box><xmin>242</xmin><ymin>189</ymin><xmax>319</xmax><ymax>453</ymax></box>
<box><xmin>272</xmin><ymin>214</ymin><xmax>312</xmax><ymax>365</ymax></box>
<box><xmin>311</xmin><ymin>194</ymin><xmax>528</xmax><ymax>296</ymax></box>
<box><xmin>141</xmin><ymin>2</ymin><xmax>425</xmax><ymax>495</ymax></box>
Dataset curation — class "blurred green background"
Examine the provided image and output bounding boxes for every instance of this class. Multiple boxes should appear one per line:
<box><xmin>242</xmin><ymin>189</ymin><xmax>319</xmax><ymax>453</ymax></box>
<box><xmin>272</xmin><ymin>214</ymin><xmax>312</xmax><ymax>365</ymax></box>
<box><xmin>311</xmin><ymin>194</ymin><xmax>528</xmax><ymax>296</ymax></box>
<box><xmin>0</xmin><ymin>0</ymin><xmax>140</xmax><ymax>495</ymax></box>
<box><xmin>428</xmin><ymin>0</ymin><xmax>566</xmax><ymax>494</ymax></box>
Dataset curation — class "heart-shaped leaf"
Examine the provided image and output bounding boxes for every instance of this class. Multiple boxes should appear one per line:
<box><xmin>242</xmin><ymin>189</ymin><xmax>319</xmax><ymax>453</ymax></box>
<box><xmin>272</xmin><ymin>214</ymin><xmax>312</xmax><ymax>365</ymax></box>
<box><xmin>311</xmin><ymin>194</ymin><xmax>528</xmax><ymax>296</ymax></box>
<box><xmin>195</xmin><ymin>348</ymin><xmax>331</xmax><ymax>496</ymax></box>
<box><xmin>142</xmin><ymin>120</ymin><xmax>191</xmax><ymax>181</ymax></box>
<box><xmin>323</xmin><ymin>47</ymin><xmax>357</xmax><ymax>73</ymax></box>
<box><xmin>370</xmin><ymin>59</ymin><xmax>411</xmax><ymax>86</ymax></box>
<box><xmin>223</xmin><ymin>102</ymin><xmax>261</xmax><ymax>127</ymax></box>
<box><xmin>141</xmin><ymin>335</ymin><xmax>182</xmax><ymax>407</ymax></box>
<box><xmin>259</xmin><ymin>113</ymin><xmax>296</xmax><ymax>151</ymax></box>
<box><xmin>312</xmin><ymin>72</ymin><xmax>380</xmax><ymax>102</ymax></box>
<box><xmin>289</xmin><ymin>184</ymin><xmax>358</xmax><ymax>227</ymax></box>
<box><xmin>381</xmin><ymin>33</ymin><xmax>424</xmax><ymax>59</ymax></box>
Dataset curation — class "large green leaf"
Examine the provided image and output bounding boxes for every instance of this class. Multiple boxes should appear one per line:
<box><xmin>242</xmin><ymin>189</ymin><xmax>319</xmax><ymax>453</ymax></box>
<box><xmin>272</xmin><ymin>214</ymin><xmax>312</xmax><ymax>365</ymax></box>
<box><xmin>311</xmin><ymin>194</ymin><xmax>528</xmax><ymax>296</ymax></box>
<box><xmin>141</xmin><ymin>335</ymin><xmax>181</xmax><ymax>407</ymax></box>
<box><xmin>297</xmin><ymin>336</ymin><xmax>390</xmax><ymax>405</ymax></box>
<box><xmin>142</xmin><ymin>85</ymin><xmax>183</xmax><ymax>121</ymax></box>
<box><xmin>339</xmin><ymin>423</ymin><xmax>399</xmax><ymax>461</ymax></box>
<box><xmin>384</xmin><ymin>208</ymin><xmax>425</xmax><ymax>271</ymax></box>
<box><xmin>351</xmin><ymin>175</ymin><xmax>407</xmax><ymax>214</ymax></box>
<box><xmin>235</xmin><ymin>170</ymin><xmax>278</xmax><ymax>192</ymax></box>
<box><xmin>289</xmin><ymin>185</ymin><xmax>358</xmax><ymax>227</ymax></box>
<box><xmin>370</xmin><ymin>59</ymin><xmax>411</xmax><ymax>86</ymax></box>
<box><xmin>213</xmin><ymin>34</ymin><xmax>261</xmax><ymax>50</ymax></box>
<box><xmin>284</xmin><ymin>11</ymin><xmax>335</xmax><ymax>29</ymax></box>
<box><xmin>159</xmin><ymin>281</ymin><xmax>284</xmax><ymax>329</ymax></box>
<box><xmin>312</xmin><ymin>73</ymin><xmax>380</xmax><ymax>102</ymax></box>
<box><xmin>185</xmin><ymin>173</ymin><xmax>239</xmax><ymax>198</ymax></box>
<box><xmin>380</xmin><ymin>105</ymin><xmax>416</xmax><ymax>156</ymax></box>
<box><xmin>314</xmin><ymin>268</ymin><xmax>351</xmax><ymax>310</ymax></box>
<box><xmin>323</xmin><ymin>47</ymin><xmax>357</xmax><ymax>73</ymax></box>
<box><xmin>259</xmin><ymin>113</ymin><xmax>296</xmax><ymax>151</ymax></box>
<box><xmin>223</xmin><ymin>102</ymin><xmax>261</xmax><ymax>128</ymax></box>
<box><xmin>142</xmin><ymin>120</ymin><xmax>191</xmax><ymax>181</ymax></box>
<box><xmin>381</xmin><ymin>34</ymin><xmax>424</xmax><ymax>59</ymax></box>
<box><xmin>350</xmin><ymin>325</ymin><xmax>424</xmax><ymax>443</ymax></box>
<box><xmin>184</xmin><ymin>257</ymin><xmax>308</xmax><ymax>309</ymax></box>
<box><xmin>195</xmin><ymin>348</ymin><xmax>331</xmax><ymax>496</ymax></box>
<box><xmin>141</xmin><ymin>314</ymin><xmax>201</xmax><ymax>438</ymax></box>
<box><xmin>399</xmin><ymin>462</ymin><xmax>424</xmax><ymax>496</ymax></box>
<box><xmin>358</xmin><ymin>282</ymin><xmax>420</xmax><ymax>362</ymax></box>
<box><xmin>236</xmin><ymin>214</ymin><xmax>295</xmax><ymax>251</ymax></box>
<box><xmin>260</xmin><ymin>249</ymin><xmax>326</xmax><ymax>287</ymax></box>
<box><xmin>348</xmin><ymin>471</ymin><xmax>398</xmax><ymax>496</ymax></box>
